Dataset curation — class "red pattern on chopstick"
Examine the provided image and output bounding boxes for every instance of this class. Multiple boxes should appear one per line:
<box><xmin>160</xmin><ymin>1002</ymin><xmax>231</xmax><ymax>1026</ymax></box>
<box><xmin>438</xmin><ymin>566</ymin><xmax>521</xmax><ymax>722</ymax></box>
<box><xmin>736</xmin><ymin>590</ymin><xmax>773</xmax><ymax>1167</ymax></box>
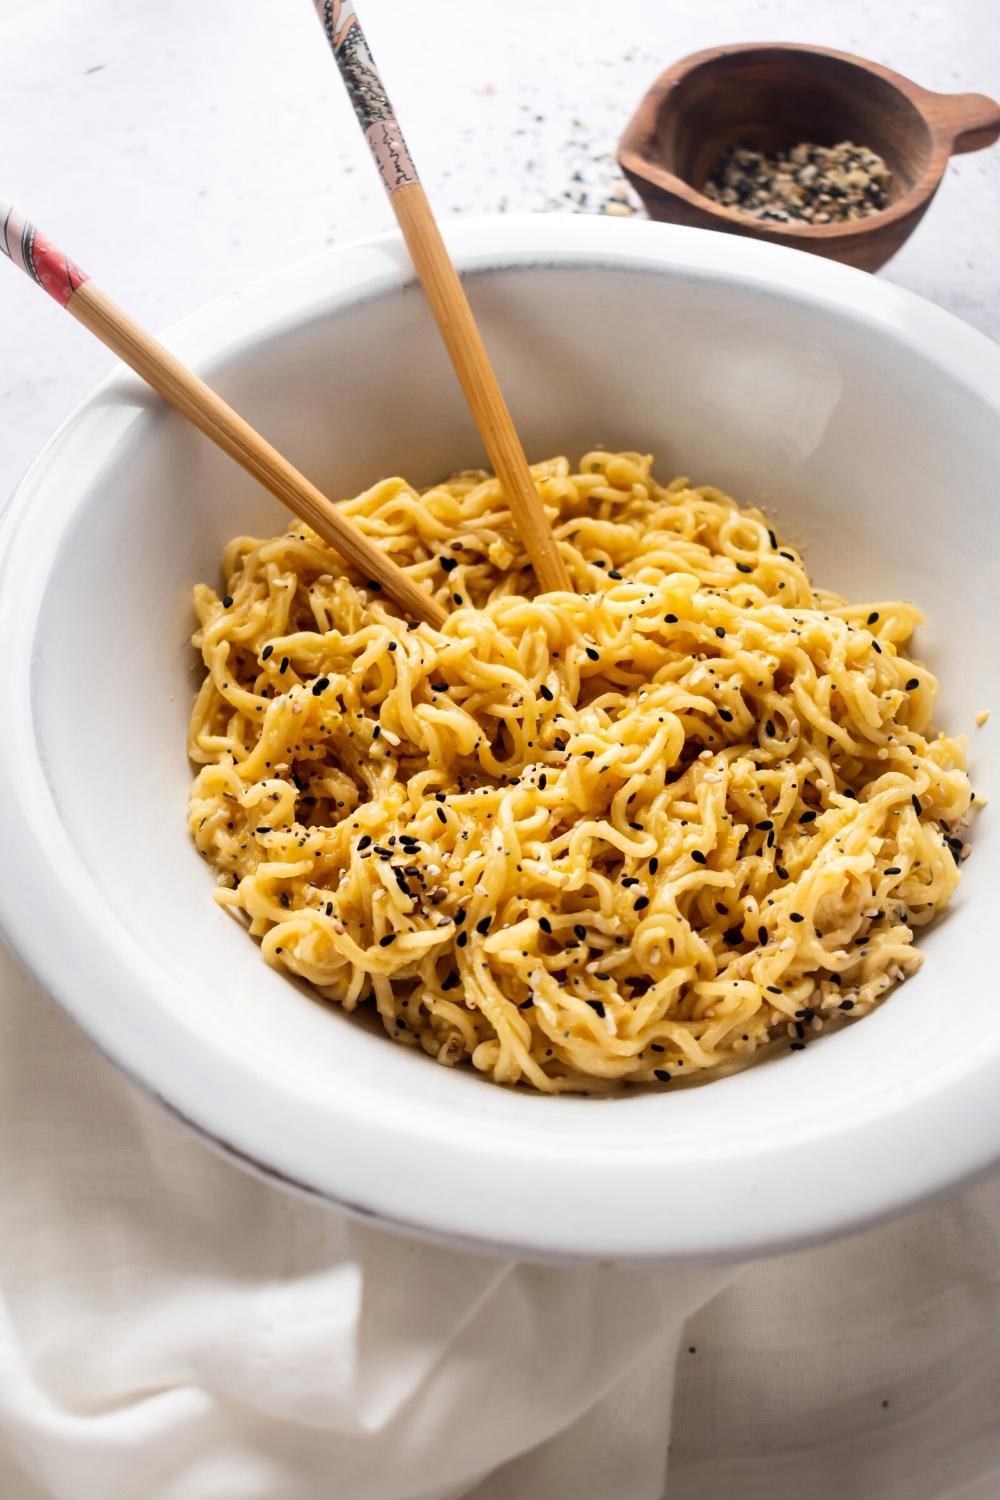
<box><xmin>0</xmin><ymin>198</ymin><xmax>87</xmax><ymax>306</ymax></box>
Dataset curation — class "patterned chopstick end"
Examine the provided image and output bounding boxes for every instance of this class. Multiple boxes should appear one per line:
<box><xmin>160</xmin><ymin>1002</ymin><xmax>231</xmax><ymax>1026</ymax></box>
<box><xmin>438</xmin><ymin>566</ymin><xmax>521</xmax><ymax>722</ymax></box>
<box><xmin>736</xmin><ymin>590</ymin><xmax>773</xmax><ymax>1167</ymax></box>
<box><xmin>312</xmin><ymin>1</ymin><xmax>418</xmax><ymax>192</ymax></box>
<box><xmin>0</xmin><ymin>198</ymin><xmax>87</xmax><ymax>307</ymax></box>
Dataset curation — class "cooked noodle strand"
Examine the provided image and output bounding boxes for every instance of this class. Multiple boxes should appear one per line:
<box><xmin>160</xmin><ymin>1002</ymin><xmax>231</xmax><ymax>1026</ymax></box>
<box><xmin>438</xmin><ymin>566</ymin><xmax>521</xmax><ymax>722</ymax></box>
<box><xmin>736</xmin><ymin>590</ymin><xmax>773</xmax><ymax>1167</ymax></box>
<box><xmin>189</xmin><ymin>452</ymin><xmax>972</xmax><ymax>1092</ymax></box>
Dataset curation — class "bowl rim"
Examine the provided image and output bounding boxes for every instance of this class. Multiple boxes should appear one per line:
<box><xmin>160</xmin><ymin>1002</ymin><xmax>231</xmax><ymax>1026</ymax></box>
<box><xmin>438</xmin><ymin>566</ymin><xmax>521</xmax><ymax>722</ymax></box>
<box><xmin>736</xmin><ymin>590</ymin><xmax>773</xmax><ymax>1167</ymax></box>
<box><xmin>1</xmin><ymin>213</ymin><xmax>999</xmax><ymax>1265</ymax></box>
<box><xmin>618</xmin><ymin>41</ymin><xmax>953</xmax><ymax>243</ymax></box>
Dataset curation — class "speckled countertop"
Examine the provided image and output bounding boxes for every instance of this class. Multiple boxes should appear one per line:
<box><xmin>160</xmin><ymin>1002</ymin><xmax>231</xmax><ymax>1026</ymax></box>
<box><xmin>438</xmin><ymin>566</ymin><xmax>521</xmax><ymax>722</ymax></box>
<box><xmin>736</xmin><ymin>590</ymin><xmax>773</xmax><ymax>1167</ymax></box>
<box><xmin>0</xmin><ymin>0</ymin><xmax>997</xmax><ymax>505</ymax></box>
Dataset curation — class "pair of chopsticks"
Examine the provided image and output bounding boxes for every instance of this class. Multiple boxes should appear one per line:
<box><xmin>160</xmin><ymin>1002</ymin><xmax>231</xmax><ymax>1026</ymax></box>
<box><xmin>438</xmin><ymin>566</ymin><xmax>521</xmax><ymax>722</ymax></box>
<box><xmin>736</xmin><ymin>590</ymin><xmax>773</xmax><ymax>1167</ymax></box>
<box><xmin>0</xmin><ymin>0</ymin><xmax>571</xmax><ymax>628</ymax></box>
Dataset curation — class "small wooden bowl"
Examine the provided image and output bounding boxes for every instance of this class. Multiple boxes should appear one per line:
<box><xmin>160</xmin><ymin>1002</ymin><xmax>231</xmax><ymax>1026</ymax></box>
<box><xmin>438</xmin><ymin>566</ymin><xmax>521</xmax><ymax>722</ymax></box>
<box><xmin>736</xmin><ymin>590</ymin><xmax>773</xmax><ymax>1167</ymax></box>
<box><xmin>618</xmin><ymin>43</ymin><xmax>1000</xmax><ymax>271</ymax></box>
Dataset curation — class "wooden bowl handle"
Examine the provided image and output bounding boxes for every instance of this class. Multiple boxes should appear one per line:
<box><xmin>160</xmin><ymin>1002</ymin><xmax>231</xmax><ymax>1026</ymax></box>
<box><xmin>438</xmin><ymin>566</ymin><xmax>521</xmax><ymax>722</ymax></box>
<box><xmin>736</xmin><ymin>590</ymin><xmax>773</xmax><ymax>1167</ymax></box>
<box><xmin>924</xmin><ymin>90</ymin><xmax>1000</xmax><ymax>155</ymax></box>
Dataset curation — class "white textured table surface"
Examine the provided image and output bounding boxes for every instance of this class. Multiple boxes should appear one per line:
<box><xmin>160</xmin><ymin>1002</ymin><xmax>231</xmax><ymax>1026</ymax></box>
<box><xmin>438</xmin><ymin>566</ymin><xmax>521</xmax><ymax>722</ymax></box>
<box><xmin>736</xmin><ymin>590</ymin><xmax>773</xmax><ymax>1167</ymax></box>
<box><xmin>1</xmin><ymin>0</ymin><xmax>998</xmax><ymax>507</ymax></box>
<box><xmin>1</xmin><ymin>4</ymin><xmax>999</xmax><ymax>1499</ymax></box>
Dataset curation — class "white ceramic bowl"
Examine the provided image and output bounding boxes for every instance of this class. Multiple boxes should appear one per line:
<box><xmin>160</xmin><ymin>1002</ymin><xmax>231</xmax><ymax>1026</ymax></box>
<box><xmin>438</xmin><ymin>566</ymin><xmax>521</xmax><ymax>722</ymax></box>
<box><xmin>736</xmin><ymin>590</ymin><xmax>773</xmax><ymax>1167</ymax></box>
<box><xmin>0</xmin><ymin>216</ymin><xmax>995</xmax><ymax>1264</ymax></box>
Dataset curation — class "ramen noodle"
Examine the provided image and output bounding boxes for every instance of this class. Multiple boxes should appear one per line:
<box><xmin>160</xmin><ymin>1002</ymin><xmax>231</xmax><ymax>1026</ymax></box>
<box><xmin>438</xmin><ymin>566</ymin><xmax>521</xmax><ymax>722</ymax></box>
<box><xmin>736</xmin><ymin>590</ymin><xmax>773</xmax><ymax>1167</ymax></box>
<box><xmin>188</xmin><ymin>451</ymin><xmax>973</xmax><ymax>1092</ymax></box>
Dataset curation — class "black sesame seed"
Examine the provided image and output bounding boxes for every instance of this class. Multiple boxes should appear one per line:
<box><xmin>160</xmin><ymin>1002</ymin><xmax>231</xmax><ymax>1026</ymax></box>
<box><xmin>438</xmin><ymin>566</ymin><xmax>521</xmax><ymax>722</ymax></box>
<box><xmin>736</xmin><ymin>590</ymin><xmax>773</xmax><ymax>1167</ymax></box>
<box><xmin>539</xmin><ymin>684</ymin><xmax>554</xmax><ymax>701</ymax></box>
<box><xmin>775</xmin><ymin>865</ymin><xmax>790</xmax><ymax>880</ymax></box>
<box><xmin>633</xmin><ymin>895</ymin><xmax>650</xmax><ymax>911</ymax></box>
<box><xmin>539</xmin><ymin>917</ymin><xmax>553</xmax><ymax>934</ymax></box>
<box><xmin>755</xmin><ymin>819</ymin><xmax>773</xmax><ymax>831</ymax></box>
<box><xmin>789</xmin><ymin>1042</ymin><xmax>806</xmax><ymax>1051</ymax></box>
<box><xmin>872</xmin><ymin>641</ymin><xmax>882</xmax><ymax>654</ymax></box>
<box><xmin>311</xmin><ymin>677</ymin><xmax>330</xmax><ymax>696</ymax></box>
<box><xmin>430</xmin><ymin>682</ymin><xmax>448</xmax><ymax>692</ymax></box>
<box><xmin>279</xmin><ymin>656</ymin><xmax>289</xmax><ymax>673</ymax></box>
<box><xmin>651</xmin><ymin>1042</ymin><xmax>665</xmax><ymax>1053</ymax></box>
<box><xmin>379</xmin><ymin>933</ymin><xmax>396</xmax><ymax>947</ymax></box>
<box><xmin>766</xmin><ymin>985</ymin><xmax>782</xmax><ymax>995</ymax></box>
<box><xmin>476</xmin><ymin>917</ymin><xmax>492</xmax><ymax>935</ymax></box>
<box><xmin>653</xmin><ymin>1068</ymin><xmax>671</xmax><ymax>1082</ymax></box>
<box><xmin>436</xmin><ymin>806</ymin><xmax>447</xmax><ymax>823</ymax></box>
<box><xmin>664</xmin><ymin>613</ymin><xmax>678</xmax><ymax>624</ymax></box>
<box><xmin>261</xmin><ymin>644</ymin><xmax>273</xmax><ymax>660</ymax></box>
<box><xmin>607</xmin><ymin>569</ymin><xmax>623</xmax><ymax>580</ymax></box>
<box><xmin>905</xmin><ymin>677</ymin><xmax>919</xmax><ymax>691</ymax></box>
<box><xmin>911</xmin><ymin>794</ymin><xmax>922</xmax><ymax>815</ymax></box>
<box><xmin>736</xmin><ymin>562</ymin><xmax>752</xmax><ymax>574</ymax></box>
<box><xmin>715</xmin><ymin>626</ymin><xmax>726</xmax><ymax>639</ymax></box>
<box><xmin>649</xmin><ymin>857</ymin><xmax>659</xmax><ymax>874</ymax></box>
<box><xmin>718</xmin><ymin>708</ymin><xmax>734</xmax><ymax>723</ymax></box>
<box><xmin>765</xmin><ymin>719</ymin><xmax>776</xmax><ymax>736</ymax></box>
<box><xmin>799</xmin><ymin>810</ymin><xmax>818</xmax><ymax>823</ymax></box>
<box><xmin>222</xmin><ymin>595</ymin><xmax>233</xmax><ymax>608</ymax></box>
<box><xmin>839</xmin><ymin>999</ymin><xmax>855</xmax><ymax>1011</ymax></box>
<box><xmin>867</xmin><ymin>611</ymin><xmax>879</xmax><ymax>625</ymax></box>
<box><xmin>358</xmin><ymin>834</ymin><xmax>372</xmax><ymax>850</ymax></box>
<box><xmin>457</xmin><ymin>931</ymin><xmax>468</xmax><ymax>948</ymax></box>
<box><xmin>573</xmin><ymin>923</ymin><xmax>587</xmax><ymax>940</ymax></box>
<box><xmin>585</xmin><ymin>646</ymin><xmax>600</xmax><ymax>661</ymax></box>
<box><xmin>758</xmin><ymin>925</ymin><xmax>768</xmax><ymax>945</ymax></box>
<box><xmin>790</xmin><ymin>912</ymin><xmax>805</xmax><ymax>923</ymax></box>
<box><xmin>691</xmin><ymin>849</ymin><xmax>707</xmax><ymax>865</ymax></box>
<box><xmin>767</xmin><ymin>529</ymin><xmax>778</xmax><ymax>549</ymax></box>
<box><xmin>440</xmin><ymin>556</ymin><xmax>458</xmax><ymax>572</ymax></box>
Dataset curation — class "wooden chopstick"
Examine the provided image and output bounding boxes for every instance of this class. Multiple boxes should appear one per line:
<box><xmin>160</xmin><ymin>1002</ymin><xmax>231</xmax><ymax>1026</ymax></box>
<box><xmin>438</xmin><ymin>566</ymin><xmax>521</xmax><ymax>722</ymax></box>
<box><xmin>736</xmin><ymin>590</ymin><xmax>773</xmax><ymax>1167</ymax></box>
<box><xmin>0</xmin><ymin>196</ymin><xmax>447</xmax><ymax>629</ymax></box>
<box><xmin>312</xmin><ymin>1</ymin><xmax>573</xmax><ymax>597</ymax></box>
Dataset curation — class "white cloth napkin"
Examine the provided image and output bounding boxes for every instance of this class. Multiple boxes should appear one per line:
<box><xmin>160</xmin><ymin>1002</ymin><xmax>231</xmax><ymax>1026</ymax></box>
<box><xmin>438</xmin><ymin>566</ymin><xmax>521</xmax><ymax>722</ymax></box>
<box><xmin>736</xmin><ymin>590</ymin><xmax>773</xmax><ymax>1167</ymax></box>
<box><xmin>0</xmin><ymin>946</ymin><xmax>729</xmax><ymax>1500</ymax></box>
<box><xmin>3</xmin><ymin>935</ymin><xmax>1000</xmax><ymax>1500</ymax></box>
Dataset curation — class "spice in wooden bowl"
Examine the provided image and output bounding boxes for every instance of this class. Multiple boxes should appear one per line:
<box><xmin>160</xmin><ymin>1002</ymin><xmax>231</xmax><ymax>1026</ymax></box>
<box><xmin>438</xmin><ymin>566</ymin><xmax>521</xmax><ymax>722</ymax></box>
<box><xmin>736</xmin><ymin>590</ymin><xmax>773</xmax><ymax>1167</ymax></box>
<box><xmin>705</xmin><ymin>140</ymin><xmax>891</xmax><ymax>224</ymax></box>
